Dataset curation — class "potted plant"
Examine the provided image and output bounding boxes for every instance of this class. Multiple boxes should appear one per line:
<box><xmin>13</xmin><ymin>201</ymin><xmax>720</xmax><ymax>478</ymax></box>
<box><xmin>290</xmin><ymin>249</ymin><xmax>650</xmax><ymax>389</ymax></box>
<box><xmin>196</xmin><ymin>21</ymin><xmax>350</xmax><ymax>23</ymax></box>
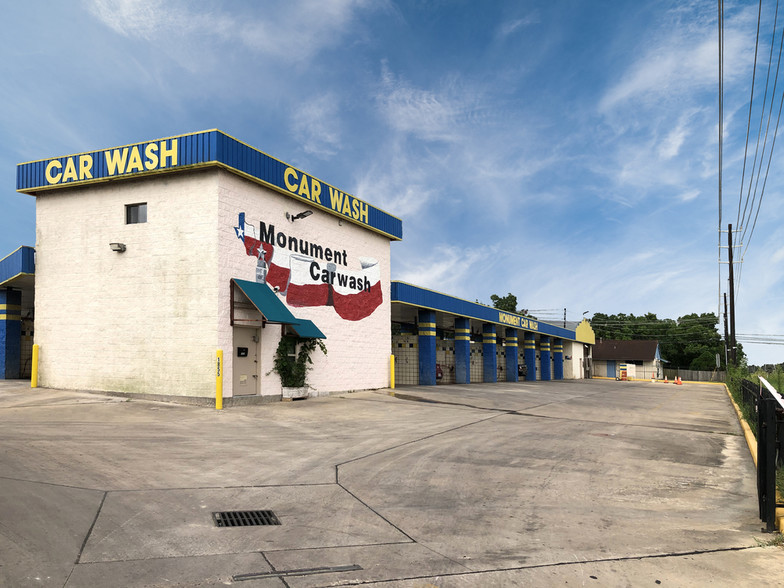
<box><xmin>269</xmin><ymin>336</ymin><xmax>327</xmax><ymax>398</ymax></box>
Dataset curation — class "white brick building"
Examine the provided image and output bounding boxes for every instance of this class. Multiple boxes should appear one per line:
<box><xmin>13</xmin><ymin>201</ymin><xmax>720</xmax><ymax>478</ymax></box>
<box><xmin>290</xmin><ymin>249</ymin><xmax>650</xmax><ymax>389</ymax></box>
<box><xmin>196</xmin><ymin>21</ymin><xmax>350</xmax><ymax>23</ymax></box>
<box><xmin>19</xmin><ymin>131</ymin><xmax>401</xmax><ymax>401</ymax></box>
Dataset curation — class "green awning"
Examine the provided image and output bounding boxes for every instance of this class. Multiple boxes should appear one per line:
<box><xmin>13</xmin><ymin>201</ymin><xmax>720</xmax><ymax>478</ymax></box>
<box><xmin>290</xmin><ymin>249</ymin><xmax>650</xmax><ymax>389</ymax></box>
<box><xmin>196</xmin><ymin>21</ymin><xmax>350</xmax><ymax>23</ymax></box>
<box><xmin>233</xmin><ymin>278</ymin><xmax>298</xmax><ymax>324</ymax></box>
<box><xmin>232</xmin><ymin>278</ymin><xmax>326</xmax><ymax>339</ymax></box>
<box><xmin>290</xmin><ymin>319</ymin><xmax>326</xmax><ymax>339</ymax></box>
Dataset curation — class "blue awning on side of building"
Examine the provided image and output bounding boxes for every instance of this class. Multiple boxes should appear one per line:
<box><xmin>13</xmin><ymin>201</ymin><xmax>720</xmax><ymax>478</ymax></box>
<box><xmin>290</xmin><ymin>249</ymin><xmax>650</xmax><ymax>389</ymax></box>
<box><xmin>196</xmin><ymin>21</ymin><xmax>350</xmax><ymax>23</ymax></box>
<box><xmin>231</xmin><ymin>278</ymin><xmax>326</xmax><ymax>339</ymax></box>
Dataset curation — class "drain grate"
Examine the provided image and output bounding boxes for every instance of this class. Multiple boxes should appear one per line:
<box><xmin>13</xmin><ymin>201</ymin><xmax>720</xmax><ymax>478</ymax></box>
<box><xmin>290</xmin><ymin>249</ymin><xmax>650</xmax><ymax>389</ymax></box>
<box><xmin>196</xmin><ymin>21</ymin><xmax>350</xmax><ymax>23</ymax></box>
<box><xmin>212</xmin><ymin>510</ymin><xmax>281</xmax><ymax>527</ymax></box>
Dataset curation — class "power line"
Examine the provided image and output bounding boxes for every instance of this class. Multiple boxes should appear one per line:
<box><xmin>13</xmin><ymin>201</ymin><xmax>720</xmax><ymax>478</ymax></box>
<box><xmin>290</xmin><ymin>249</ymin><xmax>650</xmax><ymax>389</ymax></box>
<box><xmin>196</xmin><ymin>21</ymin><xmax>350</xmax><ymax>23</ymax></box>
<box><xmin>718</xmin><ymin>0</ymin><xmax>725</xmax><ymax>320</ymax></box>
<box><xmin>738</xmin><ymin>0</ymin><xmax>780</xmax><ymax>238</ymax></box>
<box><xmin>721</xmin><ymin>1</ymin><xmax>784</xmax><ymax>330</ymax></box>
<box><xmin>742</xmin><ymin>87</ymin><xmax>784</xmax><ymax>259</ymax></box>
<box><xmin>728</xmin><ymin>0</ymin><xmax>764</xmax><ymax>312</ymax></box>
<box><xmin>736</xmin><ymin>0</ymin><xmax>765</xmax><ymax>232</ymax></box>
<box><xmin>740</xmin><ymin>0</ymin><xmax>784</xmax><ymax>262</ymax></box>
<box><xmin>590</xmin><ymin>317</ymin><xmax>719</xmax><ymax>325</ymax></box>
<box><xmin>736</xmin><ymin>336</ymin><xmax>784</xmax><ymax>345</ymax></box>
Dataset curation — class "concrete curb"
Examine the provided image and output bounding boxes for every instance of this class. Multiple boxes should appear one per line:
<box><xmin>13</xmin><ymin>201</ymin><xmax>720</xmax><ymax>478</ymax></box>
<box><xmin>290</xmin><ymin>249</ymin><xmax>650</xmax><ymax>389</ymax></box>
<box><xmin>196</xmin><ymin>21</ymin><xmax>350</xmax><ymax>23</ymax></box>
<box><xmin>724</xmin><ymin>383</ymin><xmax>784</xmax><ymax>532</ymax></box>
<box><xmin>61</xmin><ymin>387</ymin><xmax>382</xmax><ymax>408</ymax></box>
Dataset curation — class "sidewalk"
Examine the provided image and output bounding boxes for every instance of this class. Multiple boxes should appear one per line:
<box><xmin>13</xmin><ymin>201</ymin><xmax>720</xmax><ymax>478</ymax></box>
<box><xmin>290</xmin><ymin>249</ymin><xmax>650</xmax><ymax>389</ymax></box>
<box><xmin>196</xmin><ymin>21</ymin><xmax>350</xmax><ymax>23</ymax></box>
<box><xmin>1</xmin><ymin>378</ymin><xmax>783</xmax><ymax>586</ymax></box>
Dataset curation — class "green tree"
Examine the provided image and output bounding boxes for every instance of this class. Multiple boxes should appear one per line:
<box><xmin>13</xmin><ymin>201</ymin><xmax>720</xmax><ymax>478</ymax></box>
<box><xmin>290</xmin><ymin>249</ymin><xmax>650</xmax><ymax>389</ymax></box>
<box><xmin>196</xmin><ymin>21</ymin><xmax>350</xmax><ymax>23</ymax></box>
<box><xmin>490</xmin><ymin>293</ymin><xmax>518</xmax><ymax>313</ymax></box>
<box><xmin>590</xmin><ymin>311</ymin><xmax>741</xmax><ymax>369</ymax></box>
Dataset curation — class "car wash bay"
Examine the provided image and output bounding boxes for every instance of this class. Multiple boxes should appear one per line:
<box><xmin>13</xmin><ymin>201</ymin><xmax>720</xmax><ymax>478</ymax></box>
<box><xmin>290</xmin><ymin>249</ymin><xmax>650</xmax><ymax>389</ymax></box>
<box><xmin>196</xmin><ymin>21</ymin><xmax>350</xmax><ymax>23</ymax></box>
<box><xmin>390</xmin><ymin>282</ymin><xmax>592</xmax><ymax>386</ymax></box>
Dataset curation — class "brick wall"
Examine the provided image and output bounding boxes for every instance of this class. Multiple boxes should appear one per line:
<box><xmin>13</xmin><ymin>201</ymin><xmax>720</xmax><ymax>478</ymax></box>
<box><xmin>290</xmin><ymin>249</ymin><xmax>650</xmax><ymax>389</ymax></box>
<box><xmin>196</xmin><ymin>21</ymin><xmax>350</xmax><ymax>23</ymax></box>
<box><xmin>217</xmin><ymin>171</ymin><xmax>393</xmax><ymax>398</ymax></box>
<box><xmin>34</xmin><ymin>167</ymin><xmax>394</xmax><ymax>399</ymax></box>
<box><xmin>35</xmin><ymin>171</ymin><xmax>220</xmax><ymax>396</ymax></box>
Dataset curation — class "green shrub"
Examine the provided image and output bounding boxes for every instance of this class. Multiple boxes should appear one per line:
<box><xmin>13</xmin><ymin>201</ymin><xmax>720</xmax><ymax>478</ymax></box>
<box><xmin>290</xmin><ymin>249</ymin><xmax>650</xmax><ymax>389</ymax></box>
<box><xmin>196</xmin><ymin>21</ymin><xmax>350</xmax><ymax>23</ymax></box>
<box><xmin>269</xmin><ymin>336</ymin><xmax>327</xmax><ymax>388</ymax></box>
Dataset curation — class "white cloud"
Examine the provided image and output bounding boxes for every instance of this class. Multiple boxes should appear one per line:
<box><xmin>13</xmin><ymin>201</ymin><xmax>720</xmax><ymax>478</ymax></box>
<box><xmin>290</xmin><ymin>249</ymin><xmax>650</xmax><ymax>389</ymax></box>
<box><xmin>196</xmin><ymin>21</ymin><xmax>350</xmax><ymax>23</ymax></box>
<box><xmin>352</xmin><ymin>142</ymin><xmax>438</xmax><ymax>219</ymax></box>
<box><xmin>771</xmin><ymin>245</ymin><xmax>784</xmax><ymax>264</ymax></box>
<box><xmin>496</xmin><ymin>14</ymin><xmax>539</xmax><ymax>40</ymax></box>
<box><xmin>85</xmin><ymin>0</ymin><xmax>379</xmax><ymax>67</ymax></box>
<box><xmin>680</xmin><ymin>189</ymin><xmax>701</xmax><ymax>202</ymax></box>
<box><xmin>599</xmin><ymin>4</ymin><xmax>756</xmax><ymax>113</ymax></box>
<box><xmin>395</xmin><ymin>243</ymin><xmax>499</xmax><ymax>296</ymax></box>
<box><xmin>85</xmin><ymin>0</ymin><xmax>169</xmax><ymax>40</ymax></box>
<box><xmin>292</xmin><ymin>95</ymin><xmax>342</xmax><ymax>159</ymax></box>
<box><xmin>376</xmin><ymin>64</ymin><xmax>468</xmax><ymax>142</ymax></box>
<box><xmin>658</xmin><ymin>121</ymin><xmax>688</xmax><ymax>160</ymax></box>
<box><xmin>369</xmin><ymin>63</ymin><xmax>554</xmax><ymax>218</ymax></box>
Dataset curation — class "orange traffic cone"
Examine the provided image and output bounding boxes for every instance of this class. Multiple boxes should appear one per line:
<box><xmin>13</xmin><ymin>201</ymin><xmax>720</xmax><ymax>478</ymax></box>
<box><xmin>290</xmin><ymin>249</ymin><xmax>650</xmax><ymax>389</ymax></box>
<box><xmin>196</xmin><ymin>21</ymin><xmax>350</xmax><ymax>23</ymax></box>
<box><xmin>675</xmin><ymin>377</ymin><xmax>682</xmax><ymax>385</ymax></box>
<box><xmin>664</xmin><ymin>376</ymin><xmax>669</xmax><ymax>384</ymax></box>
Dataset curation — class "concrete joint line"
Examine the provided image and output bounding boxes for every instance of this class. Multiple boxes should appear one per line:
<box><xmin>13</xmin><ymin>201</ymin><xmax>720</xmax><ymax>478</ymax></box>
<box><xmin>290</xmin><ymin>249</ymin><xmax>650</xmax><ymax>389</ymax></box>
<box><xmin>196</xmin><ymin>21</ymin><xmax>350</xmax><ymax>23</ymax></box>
<box><xmin>333</xmin><ymin>480</ymin><xmax>472</xmax><ymax>572</ymax></box>
<box><xmin>334</xmin><ymin>412</ymin><xmax>504</xmax><ymax>474</ymax></box>
<box><xmin>75</xmin><ymin>491</ymin><xmax>107</xmax><ymax>565</ymax></box>
<box><xmin>0</xmin><ymin>474</ymin><xmax>103</xmax><ymax>493</ymax></box>
<box><xmin>335</xmin><ymin>481</ymin><xmax>417</xmax><ymax>544</ymax></box>
<box><xmin>233</xmin><ymin>563</ymin><xmax>362</xmax><ymax>581</ymax></box>
<box><xmin>331</xmin><ymin>545</ymin><xmax>761</xmax><ymax>586</ymax></box>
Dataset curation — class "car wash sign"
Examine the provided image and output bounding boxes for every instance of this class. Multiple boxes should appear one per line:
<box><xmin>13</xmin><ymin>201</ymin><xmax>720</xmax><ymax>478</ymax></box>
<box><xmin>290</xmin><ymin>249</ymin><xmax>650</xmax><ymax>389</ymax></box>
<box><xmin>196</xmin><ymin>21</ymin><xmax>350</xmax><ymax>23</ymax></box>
<box><xmin>235</xmin><ymin>212</ymin><xmax>382</xmax><ymax>321</ymax></box>
<box><xmin>17</xmin><ymin>130</ymin><xmax>403</xmax><ymax>240</ymax></box>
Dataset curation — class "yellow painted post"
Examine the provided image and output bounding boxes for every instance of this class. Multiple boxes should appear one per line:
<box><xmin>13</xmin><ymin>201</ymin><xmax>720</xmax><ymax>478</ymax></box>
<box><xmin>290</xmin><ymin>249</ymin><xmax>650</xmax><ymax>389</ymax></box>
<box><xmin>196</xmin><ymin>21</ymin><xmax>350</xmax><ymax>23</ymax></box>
<box><xmin>216</xmin><ymin>349</ymin><xmax>223</xmax><ymax>410</ymax></box>
<box><xmin>31</xmin><ymin>344</ymin><xmax>39</xmax><ymax>388</ymax></box>
<box><xmin>390</xmin><ymin>354</ymin><xmax>395</xmax><ymax>389</ymax></box>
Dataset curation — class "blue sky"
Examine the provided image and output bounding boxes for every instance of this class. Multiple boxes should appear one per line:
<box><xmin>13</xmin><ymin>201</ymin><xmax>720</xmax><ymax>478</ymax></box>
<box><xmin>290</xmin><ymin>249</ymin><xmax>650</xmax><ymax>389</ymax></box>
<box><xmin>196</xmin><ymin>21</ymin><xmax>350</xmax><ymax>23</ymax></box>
<box><xmin>2</xmin><ymin>0</ymin><xmax>783</xmax><ymax>365</ymax></box>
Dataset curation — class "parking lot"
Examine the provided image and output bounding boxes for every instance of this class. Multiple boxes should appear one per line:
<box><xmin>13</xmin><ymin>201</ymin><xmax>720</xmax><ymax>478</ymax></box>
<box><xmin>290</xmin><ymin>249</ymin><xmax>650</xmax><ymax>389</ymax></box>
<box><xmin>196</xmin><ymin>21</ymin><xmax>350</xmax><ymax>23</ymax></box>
<box><xmin>1</xmin><ymin>378</ymin><xmax>783</xmax><ymax>587</ymax></box>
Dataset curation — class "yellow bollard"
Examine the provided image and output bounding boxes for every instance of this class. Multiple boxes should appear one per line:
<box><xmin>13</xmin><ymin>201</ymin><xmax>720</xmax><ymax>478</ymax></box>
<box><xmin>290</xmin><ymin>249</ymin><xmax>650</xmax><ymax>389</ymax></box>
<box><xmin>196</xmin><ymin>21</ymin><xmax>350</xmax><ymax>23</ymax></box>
<box><xmin>31</xmin><ymin>344</ymin><xmax>39</xmax><ymax>388</ymax></box>
<box><xmin>216</xmin><ymin>349</ymin><xmax>223</xmax><ymax>410</ymax></box>
<box><xmin>390</xmin><ymin>354</ymin><xmax>395</xmax><ymax>389</ymax></box>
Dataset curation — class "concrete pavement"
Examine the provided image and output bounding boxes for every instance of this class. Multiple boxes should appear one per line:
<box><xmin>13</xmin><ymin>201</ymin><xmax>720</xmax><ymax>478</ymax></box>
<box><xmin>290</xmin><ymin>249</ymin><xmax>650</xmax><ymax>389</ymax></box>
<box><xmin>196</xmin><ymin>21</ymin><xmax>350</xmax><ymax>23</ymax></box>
<box><xmin>0</xmin><ymin>378</ymin><xmax>782</xmax><ymax>587</ymax></box>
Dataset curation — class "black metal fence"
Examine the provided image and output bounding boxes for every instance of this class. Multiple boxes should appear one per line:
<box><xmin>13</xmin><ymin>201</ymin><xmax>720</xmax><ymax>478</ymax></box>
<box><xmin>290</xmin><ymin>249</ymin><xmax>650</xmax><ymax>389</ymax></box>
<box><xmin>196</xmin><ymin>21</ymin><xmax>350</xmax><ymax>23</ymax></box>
<box><xmin>740</xmin><ymin>378</ymin><xmax>759</xmax><ymax>428</ymax></box>
<box><xmin>742</xmin><ymin>377</ymin><xmax>784</xmax><ymax>531</ymax></box>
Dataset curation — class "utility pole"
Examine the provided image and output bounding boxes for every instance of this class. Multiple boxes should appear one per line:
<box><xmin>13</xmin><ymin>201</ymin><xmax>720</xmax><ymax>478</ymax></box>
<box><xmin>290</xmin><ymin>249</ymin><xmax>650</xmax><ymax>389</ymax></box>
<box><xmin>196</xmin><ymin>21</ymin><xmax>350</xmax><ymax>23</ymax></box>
<box><xmin>563</xmin><ymin>308</ymin><xmax>566</xmax><ymax>328</ymax></box>
<box><xmin>728</xmin><ymin>223</ymin><xmax>737</xmax><ymax>365</ymax></box>
<box><xmin>723</xmin><ymin>292</ymin><xmax>730</xmax><ymax>368</ymax></box>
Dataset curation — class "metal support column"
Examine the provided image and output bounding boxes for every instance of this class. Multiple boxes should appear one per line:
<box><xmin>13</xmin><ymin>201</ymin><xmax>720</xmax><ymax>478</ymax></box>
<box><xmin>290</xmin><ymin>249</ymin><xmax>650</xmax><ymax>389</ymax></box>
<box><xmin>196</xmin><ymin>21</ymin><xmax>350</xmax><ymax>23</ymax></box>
<box><xmin>454</xmin><ymin>317</ymin><xmax>471</xmax><ymax>384</ymax></box>
<box><xmin>505</xmin><ymin>328</ymin><xmax>518</xmax><ymax>382</ymax></box>
<box><xmin>0</xmin><ymin>289</ymin><xmax>22</xmax><ymax>379</ymax></box>
<box><xmin>418</xmin><ymin>309</ymin><xmax>437</xmax><ymax>386</ymax></box>
<box><xmin>553</xmin><ymin>339</ymin><xmax>564</xmax><ymax>380</ymax></box>
<box><xmin>482</xmin><ymin>324</ymin><xmax>497</xmax><ymax>383</ymax></box>
<box><xmin>540</xmin><ymin>336</ymin><xmax>551</xmax><ymax>381</ymax></box>
<box><xmin>524</xmin><ymin>332</ymin><xmax>536</xmax><ymax>381</ymax></box>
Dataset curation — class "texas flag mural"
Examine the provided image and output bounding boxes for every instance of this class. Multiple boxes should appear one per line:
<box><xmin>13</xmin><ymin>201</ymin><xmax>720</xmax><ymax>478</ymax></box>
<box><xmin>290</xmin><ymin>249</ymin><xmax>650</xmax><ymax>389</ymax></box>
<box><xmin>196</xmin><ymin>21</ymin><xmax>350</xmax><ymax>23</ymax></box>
<box><xmin>234</xmin><ymin>213</ymin><xmax>382</xmax><ymax>321</ymax></box>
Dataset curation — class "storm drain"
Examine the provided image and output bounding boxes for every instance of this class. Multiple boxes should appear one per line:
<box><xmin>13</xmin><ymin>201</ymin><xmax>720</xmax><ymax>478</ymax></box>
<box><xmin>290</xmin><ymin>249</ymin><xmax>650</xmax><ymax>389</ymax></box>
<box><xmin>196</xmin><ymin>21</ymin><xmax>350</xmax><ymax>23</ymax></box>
<box><xmin>212</xmin><ymin>510</ymin><xmax>281</xmax><ymax>527</ymax></box>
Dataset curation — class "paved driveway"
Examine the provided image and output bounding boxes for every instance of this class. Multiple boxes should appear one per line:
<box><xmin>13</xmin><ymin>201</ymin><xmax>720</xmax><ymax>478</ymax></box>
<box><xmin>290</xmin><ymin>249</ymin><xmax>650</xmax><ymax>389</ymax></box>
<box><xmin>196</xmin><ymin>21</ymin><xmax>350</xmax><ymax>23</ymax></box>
<box><xmin>1</xmin><ymin>378</ymin><xmax>783</xmax><ymax>587</ymax></box>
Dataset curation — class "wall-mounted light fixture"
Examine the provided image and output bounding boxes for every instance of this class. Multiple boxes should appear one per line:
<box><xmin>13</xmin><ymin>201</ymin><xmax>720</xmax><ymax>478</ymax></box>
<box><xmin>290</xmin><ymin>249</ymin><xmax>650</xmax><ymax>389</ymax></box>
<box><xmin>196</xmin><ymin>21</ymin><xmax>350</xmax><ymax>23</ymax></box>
<box><xmin>286</xmin><ymin>210</ymin><xmax>313</xmax><ymax>222</ymax></box>
<box><xmin>109</xmin><ymin>242</ymin><xmax>127</xmax><ymax>253</ymax></box>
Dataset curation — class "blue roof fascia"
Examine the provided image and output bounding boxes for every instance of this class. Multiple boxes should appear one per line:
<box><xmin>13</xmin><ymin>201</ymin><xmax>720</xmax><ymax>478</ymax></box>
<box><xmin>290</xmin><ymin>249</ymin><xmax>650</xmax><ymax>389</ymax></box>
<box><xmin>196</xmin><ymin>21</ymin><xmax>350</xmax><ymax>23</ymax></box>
<box><xmin>391</xmin><ymin>281</ymin><xmax>576</xmax><ymax>340</ymax></box>
<box><xmin>17</xmin><ymin>130</ymin><xmax>402</xmax><ymax>241</ymax></box>
<box><xmin>0</xmin><ymin>246</ymin><xmax>35</xmax><ymax>285</ymax></box>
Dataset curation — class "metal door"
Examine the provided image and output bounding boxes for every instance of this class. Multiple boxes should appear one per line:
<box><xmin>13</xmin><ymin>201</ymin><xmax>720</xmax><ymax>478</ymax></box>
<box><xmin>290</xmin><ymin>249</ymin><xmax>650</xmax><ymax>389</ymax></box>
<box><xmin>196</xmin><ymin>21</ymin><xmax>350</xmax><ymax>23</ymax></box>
<box><xmin>232</xmin><ymin>327</ymin><xmax>259</xmax><ymax>396</ymax></box>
